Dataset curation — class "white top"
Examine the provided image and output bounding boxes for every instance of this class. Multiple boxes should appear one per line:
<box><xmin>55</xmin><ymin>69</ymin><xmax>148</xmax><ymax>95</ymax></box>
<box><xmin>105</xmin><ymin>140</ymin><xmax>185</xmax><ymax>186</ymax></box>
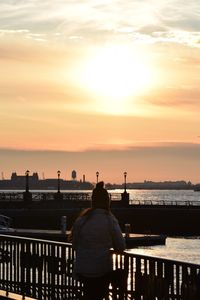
<box><xmin>72</xmin><ymin>209</ymin><xmax>126</xmax><ymax>277</ymax></box>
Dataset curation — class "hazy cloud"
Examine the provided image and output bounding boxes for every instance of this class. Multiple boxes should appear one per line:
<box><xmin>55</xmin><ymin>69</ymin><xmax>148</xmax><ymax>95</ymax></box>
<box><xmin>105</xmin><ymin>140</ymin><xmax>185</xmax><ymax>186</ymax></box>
<box><xmin>145</xmin><ymin>87</ymin><xmax>200</xmax><ymax>109</ymax></box>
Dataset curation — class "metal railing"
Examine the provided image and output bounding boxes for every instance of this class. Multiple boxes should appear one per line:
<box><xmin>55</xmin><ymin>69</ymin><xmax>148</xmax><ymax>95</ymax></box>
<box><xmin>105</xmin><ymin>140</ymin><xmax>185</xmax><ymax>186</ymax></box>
<box><xmin>0</xmin><ymin>192</ymin><xmax>200</xmax><ymax>207</ymax></box>
<box><xmin>0</xmin><ymin>234</ymin><xmax>200</xmax><ymax>299</ymax></box>
<box><xmin>0</xmin><ymin>192</ymin><xmax>93</xmax><ymax>202</ymax></box>
<box><xmin>0</xmin><ymin>192</ymin><xmax>120</xmax><ymax>202</ymax></box>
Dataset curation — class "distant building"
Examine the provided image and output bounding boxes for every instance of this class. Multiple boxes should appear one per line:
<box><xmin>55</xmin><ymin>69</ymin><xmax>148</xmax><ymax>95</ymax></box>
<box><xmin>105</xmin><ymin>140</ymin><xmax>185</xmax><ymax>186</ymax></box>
<box><xmin>11</xmin><ymin>172</ymin><xmax>39</xmax><ymax>184</ymax></box>
<box><xmin>0</xmin><ymin>172</ymin><xmax>94</xmax><ymax>190</ymax></box>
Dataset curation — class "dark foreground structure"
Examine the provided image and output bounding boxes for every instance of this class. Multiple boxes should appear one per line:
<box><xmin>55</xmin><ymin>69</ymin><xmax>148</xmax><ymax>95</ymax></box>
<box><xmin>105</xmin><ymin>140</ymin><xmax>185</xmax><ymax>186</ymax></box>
<box><xmin>0</xmin><ymin>234</ymin><xmax>199</xmax><ymax>300</ymax></box>
<box><xmin>0</xmin><ymin>191</ymin><xmax>200</xmax><ymax>235</ymax></box>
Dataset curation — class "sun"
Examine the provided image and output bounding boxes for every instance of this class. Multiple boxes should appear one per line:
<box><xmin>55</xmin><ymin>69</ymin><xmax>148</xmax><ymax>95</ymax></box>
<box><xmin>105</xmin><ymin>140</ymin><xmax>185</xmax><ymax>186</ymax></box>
<box><xmin>77</xmin><ymin>45</ymin><xmax>152</xmax><ymax>113</ymax></box>
<box><xmin>85</xmin><ymin>46</ymin><xmax>150</xmax><ymax>96</ymax></box>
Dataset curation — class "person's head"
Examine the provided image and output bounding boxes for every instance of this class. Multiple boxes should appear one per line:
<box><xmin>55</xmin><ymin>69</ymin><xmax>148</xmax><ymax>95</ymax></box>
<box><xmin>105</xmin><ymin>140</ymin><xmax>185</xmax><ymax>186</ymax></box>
<box><xmin>91</xmin><ymin>181</ymin><xmax>110</xmax><ymax>210</ymax></box>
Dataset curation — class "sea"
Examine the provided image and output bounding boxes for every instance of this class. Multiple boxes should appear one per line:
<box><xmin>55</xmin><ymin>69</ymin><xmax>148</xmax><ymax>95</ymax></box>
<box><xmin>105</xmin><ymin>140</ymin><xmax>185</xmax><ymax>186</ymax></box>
<box><xmin>113</xmin><ymin>189</ymin><xmax>200</xmax><ymax>265</ymax></box>
<box><xmin>111</xmin><ymin>189</ymin><xmax>200</xmax><ymax>265</ymax></box>
<box><xmin>2</xmin><ymin>189</ymin><xmax>200</xmax><ymax>265</ymax></box>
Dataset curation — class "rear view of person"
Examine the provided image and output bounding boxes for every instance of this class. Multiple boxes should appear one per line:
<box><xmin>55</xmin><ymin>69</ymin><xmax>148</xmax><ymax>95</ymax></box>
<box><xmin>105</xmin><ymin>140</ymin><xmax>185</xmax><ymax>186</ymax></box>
<box><xmin>72</xmin><ymin>181</ymin><xmax>126</xmax><ymax>300</ymax></box>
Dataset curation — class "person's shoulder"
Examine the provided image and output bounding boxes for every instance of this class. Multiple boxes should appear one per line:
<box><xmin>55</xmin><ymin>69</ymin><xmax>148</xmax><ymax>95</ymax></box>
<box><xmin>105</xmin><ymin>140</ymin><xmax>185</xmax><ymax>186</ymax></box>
<box><xmin>107</xmin><ymin>212</ymin><xmax>119</xmax><ymax>224</ymax></box>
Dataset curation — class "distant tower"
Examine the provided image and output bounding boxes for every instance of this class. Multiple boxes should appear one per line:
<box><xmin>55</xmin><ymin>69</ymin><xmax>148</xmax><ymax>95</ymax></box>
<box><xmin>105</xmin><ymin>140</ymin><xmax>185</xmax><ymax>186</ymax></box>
<box><xmin>1</xmin><ymin>172</ymin><xmax>4</xmax><ymax>180</ymax></box>
<box><xmin>71</xmin><ymin>170</ymin><xmax>77</xmax><ymax>181</ymax></box>
<box><xmin>42</xmin><ymin>172</ymin><xmax>45</xmax><ymax>180</ymax></box>
<box><xmin>83</xmin><ymin>174</ymin><xmax>85</xmax><ymax>183</ymax></box>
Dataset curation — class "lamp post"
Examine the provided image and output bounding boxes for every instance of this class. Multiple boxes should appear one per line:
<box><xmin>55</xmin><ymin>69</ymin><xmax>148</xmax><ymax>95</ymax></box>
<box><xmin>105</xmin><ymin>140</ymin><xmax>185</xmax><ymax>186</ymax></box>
<box><xmin>23</xmin><ymin>169</ymin><xmax>32</xmax><ymax>203</ymax></box>
<box><xmin>57</xmin><ymin>170</ymin><xmax>61</xmax><ymax>193</ymax></box>
<box><xmin>124</xmin><ymin>171</ymin><xmax>127</xmax><ymax>193</ymax></box>
<box><xmin>96</xmin><ymin>171</ymin><xmax>99</xmax><ymax>183</ymax></box>
<box><xmin>25</xmin><ymin>170</ymin><xmax>30</xmax><ymax>193</ymax></box>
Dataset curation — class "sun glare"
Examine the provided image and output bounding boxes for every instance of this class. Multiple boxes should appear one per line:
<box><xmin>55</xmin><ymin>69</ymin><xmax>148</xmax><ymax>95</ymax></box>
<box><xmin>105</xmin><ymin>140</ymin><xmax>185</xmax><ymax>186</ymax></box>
<box><xmin>71</xmin><ymin>45</ymin><xmax>154</xmax><ymax>115</ymax></box>
<box><xmin>84</xmin><ymin>46</ymin><xmax>151</xmax><ymax>98</ymax></box>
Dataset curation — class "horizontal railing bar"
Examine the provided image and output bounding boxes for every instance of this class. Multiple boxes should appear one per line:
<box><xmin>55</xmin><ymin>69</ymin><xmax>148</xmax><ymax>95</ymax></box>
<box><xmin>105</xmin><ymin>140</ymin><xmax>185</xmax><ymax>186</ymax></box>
<box><xmin>0</xmin><ymin>234</ymin><xmax>70</xmax><ymax>246</ymax></box>
<box><xmin>121</xmin><ymin>250</ymin><xmax>200</xmax><ymax>268</ymax></box>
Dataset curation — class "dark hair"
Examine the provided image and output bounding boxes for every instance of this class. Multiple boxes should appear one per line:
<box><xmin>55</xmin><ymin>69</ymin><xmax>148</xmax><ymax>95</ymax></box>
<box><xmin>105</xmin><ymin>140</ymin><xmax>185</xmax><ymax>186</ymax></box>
<box><xmin>68</xmin><ymin>182</ymin><xmax>110</xmax><ymax>242</ymax></box>
<box><xmin>68</xmin><ymin>208</ymin><xmax>93</xmax><ymax>242</ymax></box>
<box><xmin>91</xmin><ymin>181</ymin><xmax>110</xmax><ymax>210</ymax></box>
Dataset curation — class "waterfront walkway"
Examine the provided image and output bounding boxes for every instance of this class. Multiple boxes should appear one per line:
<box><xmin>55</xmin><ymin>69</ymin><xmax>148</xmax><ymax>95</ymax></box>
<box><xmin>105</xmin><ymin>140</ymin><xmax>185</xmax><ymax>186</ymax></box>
<box><xmin>0</xmin><ymin>290</ymin><xmax>36</xmax><ymax>299</ymax></box>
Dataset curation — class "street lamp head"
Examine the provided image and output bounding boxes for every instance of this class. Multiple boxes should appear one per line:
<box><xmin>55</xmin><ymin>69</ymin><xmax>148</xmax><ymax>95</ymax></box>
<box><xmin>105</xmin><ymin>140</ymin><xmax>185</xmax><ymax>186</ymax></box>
<box><xmin>57</xmin><ymin>170</ymin><xmax>61</xmax><ymax>193</ymax></box>
<box><xmin>96</xmin><ymin>171</ymin><xmax>99</xmax><ymax>183</ymax></box>
<box><xmin>123</xmin><ymin>171</ymin><xmax>127</xmax><ymax>193</ymax></box>
<box><xmin>25</xmin><ymin>170</ymin><xmax>29</xmax><ymax>176</ymax></box>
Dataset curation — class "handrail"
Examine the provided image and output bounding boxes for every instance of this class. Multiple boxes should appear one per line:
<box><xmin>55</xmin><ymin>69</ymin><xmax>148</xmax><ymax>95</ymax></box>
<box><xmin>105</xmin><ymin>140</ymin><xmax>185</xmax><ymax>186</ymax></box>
<box><xmin>0</xmin><ymin>191</ymin><xmax>200</xmax><ymax>207</ymax></box>
<box><xmin>0</xmin><ymin>234</ymin><xmax>199</xmax><ymax>299</ymax></box>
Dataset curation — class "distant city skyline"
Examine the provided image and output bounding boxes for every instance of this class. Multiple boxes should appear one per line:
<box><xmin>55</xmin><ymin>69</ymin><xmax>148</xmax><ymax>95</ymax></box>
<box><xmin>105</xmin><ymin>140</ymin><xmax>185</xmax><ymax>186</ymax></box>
<box><xmin>0</xmin><ymin>144</ymin><xmax>200</xmax><ymax>184</ymax></box>
<box><xmin>0</xmin><ymin>168</ymin><xmax>197</xmax><ymax>187</ymax></box>
<box><xmin>1</xmin><ymin>1</ymin><xmax>200</xmax><ymax>183</ymax></box>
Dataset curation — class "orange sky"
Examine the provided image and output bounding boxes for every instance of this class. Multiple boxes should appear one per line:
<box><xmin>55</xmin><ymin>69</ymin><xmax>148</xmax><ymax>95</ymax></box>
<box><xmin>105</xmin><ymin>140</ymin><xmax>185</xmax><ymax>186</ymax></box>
<box><xmin>1</xmin><ymin>1</ymin><xmax>200</xmax><ymax>183</ymax></box>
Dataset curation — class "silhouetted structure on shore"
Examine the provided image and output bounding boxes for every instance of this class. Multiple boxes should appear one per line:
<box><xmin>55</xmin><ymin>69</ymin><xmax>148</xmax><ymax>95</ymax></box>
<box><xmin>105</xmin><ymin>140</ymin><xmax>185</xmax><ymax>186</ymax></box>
<box><xmin>0</xmin><ymin>172</ymin><xmax>94</xmax><ymax>190</ymax></box>
<box><xmin>0</xmin><ymin>172</ymin><xmax>198</xmax><ymax>190</ymax></box>
<box><xmin>106</xmin><ymin>180</ymin><xmax>194</xmax><ymax>190</ymax></box>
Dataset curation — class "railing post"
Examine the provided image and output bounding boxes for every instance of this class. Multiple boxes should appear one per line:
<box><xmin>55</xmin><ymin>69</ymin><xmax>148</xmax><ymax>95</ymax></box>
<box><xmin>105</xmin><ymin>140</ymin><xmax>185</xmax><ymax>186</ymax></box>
<box><xmin>61</xmin><ymin>216</ymin><xmax>67</xmax><ymax>234</ymax></box>
<box><xmin>121</xmin><ymin>192</ymin><xmax>129</xmax><ymax>207</ymax></box>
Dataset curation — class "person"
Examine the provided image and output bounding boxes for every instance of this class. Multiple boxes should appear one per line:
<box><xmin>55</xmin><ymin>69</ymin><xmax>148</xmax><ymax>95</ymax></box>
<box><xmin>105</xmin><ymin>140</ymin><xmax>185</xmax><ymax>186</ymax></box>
<box><xmin>71</xmin><ymin>181</ymin><xmax>126</xmax><ymax>300</ymax></box>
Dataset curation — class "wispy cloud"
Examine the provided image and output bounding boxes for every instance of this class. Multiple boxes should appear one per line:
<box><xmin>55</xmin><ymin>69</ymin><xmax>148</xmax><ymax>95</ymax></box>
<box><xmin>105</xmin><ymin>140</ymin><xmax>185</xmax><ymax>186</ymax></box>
<box><xmin>1</xmin><ymin>0</ymin><xmax>200</xmax><ymax>47</ymax></box>
<box><xmin>132</xmin><ymin>30</ymin><xmax>200</xmax><ymax>48</ymax></box>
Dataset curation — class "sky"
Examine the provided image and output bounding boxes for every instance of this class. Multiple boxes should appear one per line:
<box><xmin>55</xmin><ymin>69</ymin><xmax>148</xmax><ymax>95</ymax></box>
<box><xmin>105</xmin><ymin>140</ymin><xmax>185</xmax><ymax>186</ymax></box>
<box><xmin>0</xmin><ymin>0</ymin><xmax>200</xmax><ymax>183</ymax></box>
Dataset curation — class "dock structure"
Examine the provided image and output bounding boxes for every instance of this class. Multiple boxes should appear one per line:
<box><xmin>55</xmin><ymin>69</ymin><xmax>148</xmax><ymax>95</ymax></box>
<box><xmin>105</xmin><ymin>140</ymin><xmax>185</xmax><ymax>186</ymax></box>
<box><xmin>0</xmin><ymin>191</ymin><xmax>200</xmax><ymax>235</ymax></box>
<box><xmin>0</xmin><ymin>234</ymin><xmax>199</xmax><ymax>300</ymax></box>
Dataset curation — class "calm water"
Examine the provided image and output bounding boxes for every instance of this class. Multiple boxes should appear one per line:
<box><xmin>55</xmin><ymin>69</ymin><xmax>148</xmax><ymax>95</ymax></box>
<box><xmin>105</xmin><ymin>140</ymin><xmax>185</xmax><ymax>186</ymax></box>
<box><xmin>111</xmin><ymin>189</ymin><xmax>200</xmax><ymax>203</ymax></box>
<box><xmin>2</xmin><ymin>189</ymin><xmax>200</xmax><ymax>265</ymax></box>
<box><xmin>128</xmin><ymin>237</ymin><xmax>200</xmax><ymax>265</ymax></box>
<box><xmin>119</xmin><ymin>190</ymin><xmax>200</xmax><ymax>265</ymax></box>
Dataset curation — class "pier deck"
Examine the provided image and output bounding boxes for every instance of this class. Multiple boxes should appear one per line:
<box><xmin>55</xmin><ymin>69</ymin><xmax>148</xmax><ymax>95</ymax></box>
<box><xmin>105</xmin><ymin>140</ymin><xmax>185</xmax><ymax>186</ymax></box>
<box><xmin>0</xmin><ymin>290</ymin><xmax>36</xmax><ymax>299</ymax></box>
